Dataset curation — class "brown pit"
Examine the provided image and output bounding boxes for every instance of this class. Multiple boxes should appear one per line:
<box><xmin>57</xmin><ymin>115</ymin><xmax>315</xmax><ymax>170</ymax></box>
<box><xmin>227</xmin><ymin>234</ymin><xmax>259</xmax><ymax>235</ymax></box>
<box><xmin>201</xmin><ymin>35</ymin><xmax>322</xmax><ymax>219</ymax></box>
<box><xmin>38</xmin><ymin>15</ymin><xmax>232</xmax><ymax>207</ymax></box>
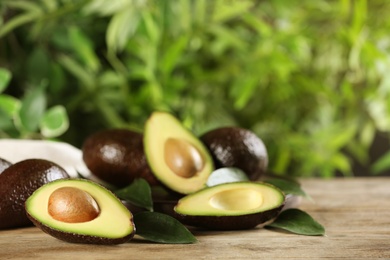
<box><xmin>164</xmin><ymin>137</ymin><xmax>205</xmax><ymax>178</ymax></box>
<box><xmin>48</xmin><ymin>186</ymin><xmax>100</xmax><ymax>223</ymax></box>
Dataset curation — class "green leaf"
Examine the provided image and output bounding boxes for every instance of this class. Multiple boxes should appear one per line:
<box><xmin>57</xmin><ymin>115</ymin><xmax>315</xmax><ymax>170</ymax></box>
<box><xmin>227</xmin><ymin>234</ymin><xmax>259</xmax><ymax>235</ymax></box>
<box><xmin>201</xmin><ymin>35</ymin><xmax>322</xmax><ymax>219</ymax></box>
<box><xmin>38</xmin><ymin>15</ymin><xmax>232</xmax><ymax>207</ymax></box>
<box><xmin>68</xmin><ymin>26</ymin><xmax>100</xmax><ymax>72</ymax></box>
<box><xmin>212</xmin><ymin>0</ymin><xmax>254</xmax><ymax>22</ymax></box>
<box><xmin>115</xmin><ymin>178</ymin><xmax>153</xmax><ymax>211</ymax></box>
<box><xmin>57</xmin><ymin>54</ymin><xmax>95</xmax><ymax>90</ymax></box>
<box><xmin>0</xmin><ymin>95</ymin><xmax>20</xmax><ymax>117</ymax></box>
<box><xmin>18</xmin><ymin>83</ymin><xmax>47</xmax><ymax>133</ymax></box>
<box><xmin>107</xmin><ymin>8</ymin><xmax>140</xmax><ymax>53</ymax></box>
<box><xmin>264</xmin><ymin>178</ymin><xmax>311</xmax><ymax>199</ymax></box>
<box><xmin>0</xmin><ymin>9</ymin><xmax>41</xmax><ymax>38</ymax></box>
<box><xmin>0</xmin><ymin>68</ymin><xmax>11</xmax><ymax>93</ymax></box>
<box><xmin>267</xmin><ymin>208</ymin><xmax>325</xmax><ymax>236</ymax></box>
<box><xmin>27</xmin><ymin>47</ymin><xmax>50</xmax><ymax>84</ymax></box>
<box><xmin>133</xmin><ymin>211</ymin><xmax>197</xmax><ymax>244</ymax></box>
<box><xmin>371</xmin><ymin>150</ymin><xmax>390</xmax><ymax>175</ymax></box>
<box><xmin>160</xmin><ymin>34</ymin><xmax>188</xmax><ymax>76</ymax></box>
<box><xmin>40</xmin><ymin>105</ymin><xmax>69</xmax><ymax>138</ymax></box>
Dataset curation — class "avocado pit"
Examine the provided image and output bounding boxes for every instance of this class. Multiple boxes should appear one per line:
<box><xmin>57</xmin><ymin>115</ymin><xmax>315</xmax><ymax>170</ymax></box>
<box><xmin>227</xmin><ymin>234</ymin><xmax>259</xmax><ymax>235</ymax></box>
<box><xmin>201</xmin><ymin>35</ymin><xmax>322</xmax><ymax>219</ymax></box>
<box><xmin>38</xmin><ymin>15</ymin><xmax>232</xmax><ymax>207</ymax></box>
<box><xmin>48</xmin><ymin>187</ymin><xmax>100</xmax><ymax>223</ymax></box>
<box><xmin>164</xmin><ymin>137</ymin><xmax>205</xmax><ymax>178</ymax></box>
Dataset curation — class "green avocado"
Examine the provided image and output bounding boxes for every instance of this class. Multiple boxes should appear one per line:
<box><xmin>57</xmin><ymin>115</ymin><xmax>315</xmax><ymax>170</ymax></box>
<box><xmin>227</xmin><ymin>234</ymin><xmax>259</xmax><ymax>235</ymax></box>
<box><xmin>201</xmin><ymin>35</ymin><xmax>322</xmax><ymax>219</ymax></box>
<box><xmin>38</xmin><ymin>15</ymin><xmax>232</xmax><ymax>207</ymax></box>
<box><xmin>174</xmin><ymin>182</ymin><xmax>285</xmax><ymax>230</ymax></box>
<box><xmin>144</xmin><ymin>112</ymin><xmax>214</xmax><ymax>194</ymax></box>
<box><xmin>25</xmin><ymin>178</ymin><xmax>135</xmax><ymax>245</ymax></box>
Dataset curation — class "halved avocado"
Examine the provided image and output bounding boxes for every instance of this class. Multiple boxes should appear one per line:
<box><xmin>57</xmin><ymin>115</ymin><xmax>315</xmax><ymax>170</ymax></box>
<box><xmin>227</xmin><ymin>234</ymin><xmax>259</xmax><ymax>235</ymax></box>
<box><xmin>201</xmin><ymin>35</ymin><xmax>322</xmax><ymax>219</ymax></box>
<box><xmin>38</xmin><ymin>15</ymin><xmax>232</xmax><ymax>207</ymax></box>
<box><xmin>174</xmin><ymin>182</ymin><xmax>285</xmax><ymax>230</ymax></box>
<box><xmin>25</xmin><ymin>179</ymin><xmax>135</xmax><ymax>245</ymax></box>
<box><xmin>144</xmin><ymin>112</ymin><xmax>214</xmax><ymax>194</ymax></box>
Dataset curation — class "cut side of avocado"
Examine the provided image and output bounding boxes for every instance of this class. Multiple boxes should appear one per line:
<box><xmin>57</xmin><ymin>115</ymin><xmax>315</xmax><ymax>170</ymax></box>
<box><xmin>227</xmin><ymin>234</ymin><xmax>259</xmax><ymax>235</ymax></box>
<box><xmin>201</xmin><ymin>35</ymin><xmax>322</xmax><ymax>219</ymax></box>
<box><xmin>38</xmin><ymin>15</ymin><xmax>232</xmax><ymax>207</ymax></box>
<box><xmin>25</xmin><ymin>179</ymin><xmax>135</xmax><ymax>245</ymax></box>
<box><xmin>144</xmin><ymin>112</ymin><xmax>214</xmax><ymax>194</ymax></box>
<box><xmin>174</xmin><ymin>182</ymin><xmax>285</xmax><ymax>230</ymax></box>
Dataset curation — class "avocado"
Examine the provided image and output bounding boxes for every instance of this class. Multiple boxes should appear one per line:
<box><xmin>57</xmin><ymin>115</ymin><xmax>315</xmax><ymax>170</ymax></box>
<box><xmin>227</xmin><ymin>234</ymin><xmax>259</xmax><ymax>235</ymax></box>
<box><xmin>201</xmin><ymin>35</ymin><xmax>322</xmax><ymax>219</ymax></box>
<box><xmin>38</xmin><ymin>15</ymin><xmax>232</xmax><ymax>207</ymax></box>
<box><xmin>200</xmin><ymin>127</ymin><xmax>268</xmax><ymax>181</ymax></box>
<box><xmin>0</xmin><ymin>159</ymin><xmax>69</xmax><ymax>229</ymax></box>
<box><xmin>144</xmin><ymin>112</ymin><xmax>214</xmax><ymax>194</ymax></box>
<box><xmin>82</xmin><ymin>128</ymin><xmax>157</xmax><ymax>188</ymax></box>
<box><xmin>173</xmin><ymin>182</ymin><xmax>285</xmax><ymax>230</ymax></box>
<box><xmin>25</xmin><ymin>178</ymin><xmax>135</xmax><ymax>245</ymax></box>
<box><xmin>0</xmin><ymin>157</ymin><xmax>12</xmax><ymax>174</ymax></box>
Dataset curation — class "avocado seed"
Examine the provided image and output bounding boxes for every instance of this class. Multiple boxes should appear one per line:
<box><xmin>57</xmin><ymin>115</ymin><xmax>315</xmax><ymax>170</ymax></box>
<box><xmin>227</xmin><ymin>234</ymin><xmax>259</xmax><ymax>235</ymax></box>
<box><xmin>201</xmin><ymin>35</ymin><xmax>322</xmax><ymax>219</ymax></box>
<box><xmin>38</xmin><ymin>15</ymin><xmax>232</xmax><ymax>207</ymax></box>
<box><xmin>164</xmin><ymin>138</ymin><xmax>205</xmax><ymax>178</ymax></box>
<box><xmin>48</xmin><ymin>186</ymin><xmax>100</xmax><ymax>223</ymax></box>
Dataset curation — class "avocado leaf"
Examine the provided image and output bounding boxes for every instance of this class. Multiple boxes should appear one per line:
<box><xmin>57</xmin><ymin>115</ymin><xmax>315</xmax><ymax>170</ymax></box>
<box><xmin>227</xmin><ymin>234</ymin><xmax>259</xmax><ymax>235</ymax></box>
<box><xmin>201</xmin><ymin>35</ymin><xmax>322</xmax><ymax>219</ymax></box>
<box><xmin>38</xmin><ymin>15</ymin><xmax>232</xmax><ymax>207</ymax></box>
<box><xmin>266</xmin><ymin>208</ymin><xmax>325</xmax><ymax>236</ymax></box>
<box><xmin>264</xmin><ymin>178</ymin><xmax>311</xmax><ymax>199</ymax></box>
<box><xmin>133</xmin><ymin>211</ymin><xmax>197</xmax><ymax>244</ymax></box>
<box><xmin>115</xmin><ymin>178</ymin><xmax>153</xmax><ymax>211</ymax></box>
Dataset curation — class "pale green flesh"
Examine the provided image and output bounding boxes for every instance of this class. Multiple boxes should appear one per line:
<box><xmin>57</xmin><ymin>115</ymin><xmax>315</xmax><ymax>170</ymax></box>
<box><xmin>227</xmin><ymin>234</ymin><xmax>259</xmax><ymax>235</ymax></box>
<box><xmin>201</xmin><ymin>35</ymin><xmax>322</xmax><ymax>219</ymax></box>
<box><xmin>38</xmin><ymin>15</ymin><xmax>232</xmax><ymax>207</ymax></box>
<box><xmin>144</xmin><ymin>112</ymin><xmax>214</xmax><ymax>194</ymax></box>
<box><xmin>175</xmin><ymin>182</ymin><xmax>285</xmax><ymax>216</ymax></box>
<box><xmin>25</xmin><ymin>179</ymin><xmax>133</xmax><ymax>239</ymax></box>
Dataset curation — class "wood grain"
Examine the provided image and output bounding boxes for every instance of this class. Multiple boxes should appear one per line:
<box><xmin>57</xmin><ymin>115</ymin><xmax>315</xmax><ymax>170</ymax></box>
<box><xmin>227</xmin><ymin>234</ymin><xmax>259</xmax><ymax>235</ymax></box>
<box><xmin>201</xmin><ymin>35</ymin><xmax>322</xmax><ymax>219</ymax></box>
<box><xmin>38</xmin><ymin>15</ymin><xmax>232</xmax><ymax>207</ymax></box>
<box><xmin>0</xmin><ymin>177</ymin><xmax>389</xmax><ymax>259</ymax></box>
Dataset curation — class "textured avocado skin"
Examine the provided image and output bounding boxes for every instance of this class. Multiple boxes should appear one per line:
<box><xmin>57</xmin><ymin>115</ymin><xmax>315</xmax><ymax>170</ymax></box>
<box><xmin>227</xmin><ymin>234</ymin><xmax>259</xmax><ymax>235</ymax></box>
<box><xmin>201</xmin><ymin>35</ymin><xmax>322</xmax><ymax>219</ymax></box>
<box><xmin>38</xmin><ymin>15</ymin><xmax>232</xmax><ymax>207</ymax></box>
<box><xmin>0</xmin><ymin>157</ymin><xmax>12</xmax><ymax>174</ymax></box>
<box><xmin>0</xmin><ymin>159</ymin><xmax>69</xmax><ymax>229</ymax></box>
<box><xmin>155</xmin><ymin>197</ymin><xmax>284</xmax><ymax>230</ymax></box>
<box><xmin>200</xmin><ymin>127</ymin><xmax>268</xmax><ymax>181</ymax></box>
<box><xmin>82</xmin><ymin>129</ymin><xmax>157</xmax><ymax>188</ymax></box>
<box><xmin>173</xmin><ymin>204</ymin><xmax>284</xmax><ymax>230</ymax></box>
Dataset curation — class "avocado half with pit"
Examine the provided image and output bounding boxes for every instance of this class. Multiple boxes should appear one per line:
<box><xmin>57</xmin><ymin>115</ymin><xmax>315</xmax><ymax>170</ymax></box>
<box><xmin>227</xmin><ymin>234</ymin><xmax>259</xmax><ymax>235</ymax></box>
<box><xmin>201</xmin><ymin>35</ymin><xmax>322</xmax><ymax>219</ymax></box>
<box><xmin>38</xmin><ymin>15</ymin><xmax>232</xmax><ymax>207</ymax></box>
<box><xmin>25</xmin><ymin>179</ymin><xmax>135</xmax><ymax>245</ymax></box>
<box><xmin>174</xmin><ymin>182</ymin><xmax>285</xmax><ymax>230</ymax></box>
<box><xmin>144</xmin><ymin>112</ymin><xmax>214</xmax><ymax>194</ymax></box>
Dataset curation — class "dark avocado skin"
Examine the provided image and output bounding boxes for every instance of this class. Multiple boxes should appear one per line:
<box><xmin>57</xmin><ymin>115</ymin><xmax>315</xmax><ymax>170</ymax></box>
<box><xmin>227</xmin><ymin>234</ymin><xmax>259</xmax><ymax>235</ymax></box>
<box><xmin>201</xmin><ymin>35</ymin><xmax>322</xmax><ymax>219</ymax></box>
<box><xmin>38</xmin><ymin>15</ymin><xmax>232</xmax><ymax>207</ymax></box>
<box><xmin>0</xmin><ymin>157</ymin><xmax>12</xmax><ymax>174</ymax></box>
<box><xmin>154</xmin><ymin>199</ymin><xmax>284</xmax><ymax>230</ymax></box>
<box><xmin>82</xmin><ymin>129</ymin><xmax>158</xmax><ymax>188</ymax></box>
<box><xmin>26</xmin><ymin>206</ymin><xmax>135</xmax><ymax>245</ymax></box>
<box><xmin>200</xmin><ymin>127</ymin><xmax>268</xmax><ymax>181</ymax></box>
<box><xmin>173</xmin><ymin>204</ymin><xmax>284</xmax><ymax>230</ymax></box>
<box><xmin>0</xmin><ymin>159</ymin><xmax>69</xmax><ymax>229</ymax></box>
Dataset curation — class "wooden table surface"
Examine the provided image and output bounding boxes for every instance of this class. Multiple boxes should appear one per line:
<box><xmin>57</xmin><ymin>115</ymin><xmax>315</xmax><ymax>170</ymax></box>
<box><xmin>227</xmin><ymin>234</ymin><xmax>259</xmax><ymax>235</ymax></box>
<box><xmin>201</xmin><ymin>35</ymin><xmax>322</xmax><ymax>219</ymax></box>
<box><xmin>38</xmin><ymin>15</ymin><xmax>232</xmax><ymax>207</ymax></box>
<box><xmin>1</xmin><ymin>177</ymin><xmax>389</xmax><ymax>259</ymax></box>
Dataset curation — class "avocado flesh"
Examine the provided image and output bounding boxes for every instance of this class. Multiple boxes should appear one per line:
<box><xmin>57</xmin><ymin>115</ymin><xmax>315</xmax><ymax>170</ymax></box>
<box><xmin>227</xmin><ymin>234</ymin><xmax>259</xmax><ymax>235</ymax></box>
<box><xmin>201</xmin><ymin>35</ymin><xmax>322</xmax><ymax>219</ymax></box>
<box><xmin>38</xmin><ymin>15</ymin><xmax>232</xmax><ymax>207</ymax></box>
<box><xmin>25</xmin><ymin>179</ymin><xmax>135</xmax><ymax>245</ymax></box>
<box><xmin>174</xmin><ymin>182</ymin><xmax>285</xmax><ymax>230</ymax></box>
<box><xmin>144</xmin><ymin>112</ymin><xmax>214</xmax><ymax>194</ymax></box>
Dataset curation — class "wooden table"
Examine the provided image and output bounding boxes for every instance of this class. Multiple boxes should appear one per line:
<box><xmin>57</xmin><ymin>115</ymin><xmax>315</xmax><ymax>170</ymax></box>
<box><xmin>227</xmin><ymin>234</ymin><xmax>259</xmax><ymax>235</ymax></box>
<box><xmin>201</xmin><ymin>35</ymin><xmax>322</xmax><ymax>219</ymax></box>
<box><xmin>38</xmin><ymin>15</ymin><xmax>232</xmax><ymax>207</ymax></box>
<box><xmin>1</xmin><ymin>177</ymin><xmax>389</xmax><ymax>259</ymax></box>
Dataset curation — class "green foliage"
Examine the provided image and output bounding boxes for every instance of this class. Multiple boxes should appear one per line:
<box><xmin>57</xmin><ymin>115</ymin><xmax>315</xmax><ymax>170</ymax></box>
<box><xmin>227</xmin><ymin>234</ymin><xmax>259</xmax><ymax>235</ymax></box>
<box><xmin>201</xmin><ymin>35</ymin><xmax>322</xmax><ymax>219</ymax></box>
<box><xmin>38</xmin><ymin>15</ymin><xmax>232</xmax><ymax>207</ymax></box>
<box><xmin>267</xmin><ymin>208</ymin><xmax>325</xmax><ymax>236</ymax></box>
<box><xmin>1</xmin><ymin>0</ymin><xmax>390</xmax><ymax>177</ymax></box>
<box><xmin>0</xmin><ymin>68</ymin><xmax>69</xmax><ymax>139</ymax></box>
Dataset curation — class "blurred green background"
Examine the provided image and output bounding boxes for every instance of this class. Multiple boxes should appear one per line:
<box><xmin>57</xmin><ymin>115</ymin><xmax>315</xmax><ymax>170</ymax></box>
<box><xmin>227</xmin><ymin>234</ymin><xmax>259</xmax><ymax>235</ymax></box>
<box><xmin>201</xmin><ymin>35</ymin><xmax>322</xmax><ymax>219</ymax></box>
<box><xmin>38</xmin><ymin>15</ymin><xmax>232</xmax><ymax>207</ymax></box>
<box><xmin>1</xmin><ymin>0</ymin><xmax>390</xmax><ymax>178</ymax></box>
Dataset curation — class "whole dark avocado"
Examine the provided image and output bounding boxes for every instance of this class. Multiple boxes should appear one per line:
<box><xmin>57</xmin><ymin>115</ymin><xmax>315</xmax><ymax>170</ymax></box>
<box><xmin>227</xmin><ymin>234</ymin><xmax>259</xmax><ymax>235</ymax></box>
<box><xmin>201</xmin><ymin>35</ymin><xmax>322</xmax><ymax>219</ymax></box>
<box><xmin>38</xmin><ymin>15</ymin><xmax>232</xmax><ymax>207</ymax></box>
<box><xmin>82</xmin><ymin>128</ymin><xmax>157</xmax><ymax>188</ymax></box>
<box><xmin>200</xmin><ymin>126</ymin><xmax>268</xmax><ymax>181</ymax></box>
<box><xmin>0</xmin><ymin>157</ymin><xmax>12</xmax><ymax>174</ymax></box>
<box><xmin>0</xmin><ymin>159</ymin><xmax>69</xmax><ymax>229</ymax></box>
